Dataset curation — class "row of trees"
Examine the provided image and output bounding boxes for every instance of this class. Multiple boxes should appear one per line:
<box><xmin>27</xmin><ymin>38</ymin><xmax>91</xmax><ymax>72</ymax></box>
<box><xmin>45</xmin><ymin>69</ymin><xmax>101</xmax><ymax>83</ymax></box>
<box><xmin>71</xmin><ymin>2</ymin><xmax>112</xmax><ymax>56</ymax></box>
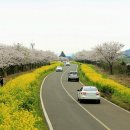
<box><xmin>0</xmin><ymin>44</ymin><xmax>58</xmax><ymax>76</ymax></box>
<box><xmin>74</xmin><ymin>42</ymin><xmax>129</xmax><ymax>75</ymax></box>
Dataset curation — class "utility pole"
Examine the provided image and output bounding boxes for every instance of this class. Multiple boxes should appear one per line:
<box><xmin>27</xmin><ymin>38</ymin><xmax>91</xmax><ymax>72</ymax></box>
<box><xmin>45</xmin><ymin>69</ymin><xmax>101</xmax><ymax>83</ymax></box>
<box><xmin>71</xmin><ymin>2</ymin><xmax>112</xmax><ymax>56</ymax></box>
<box><xmin>30</xmin><ymin>43</ymin><xmax>35</xmax><ymax>50</ymax></box>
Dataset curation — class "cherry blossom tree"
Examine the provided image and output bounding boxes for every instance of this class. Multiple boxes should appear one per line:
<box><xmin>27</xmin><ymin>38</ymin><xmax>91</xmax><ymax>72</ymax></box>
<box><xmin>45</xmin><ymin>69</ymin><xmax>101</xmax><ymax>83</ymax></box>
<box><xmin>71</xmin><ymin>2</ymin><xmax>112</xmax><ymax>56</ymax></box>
<box><xmin>0</xmin><ymin>44</ymin><xmax>58</xmax><ymax>76</ymax></box>
<box><xmin>74</xmin><ymin>50</ymin><xmax>97</xmax><ymax>62</ymax></box>
<box><xmin>43</xmin><ymin>51</ymin><xmax>58</xmax><ymax>62</ymax></box>
<box><xmin>94</xmin><ymin>42</ymin><xmax>124</xmax><ymax>74</ymax></box>
<box><xmin>0</xmin><ymin>45</ymin><xmax>25</xmax><ymax>75</ymax></box>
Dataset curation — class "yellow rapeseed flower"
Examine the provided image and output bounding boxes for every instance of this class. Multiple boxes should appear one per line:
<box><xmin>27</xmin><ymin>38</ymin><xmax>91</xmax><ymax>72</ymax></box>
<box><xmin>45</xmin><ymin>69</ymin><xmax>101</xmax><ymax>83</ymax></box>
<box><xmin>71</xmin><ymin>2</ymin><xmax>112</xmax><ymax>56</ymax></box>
<box><xmin>0</xmin><ymin>62</ymin><xmax>62</xmax><ymax>129</ymax></box>
<box><xmin>81</xmin><ymin>64</ymin><xmax>130</xmax><ymax>102</ymax></box>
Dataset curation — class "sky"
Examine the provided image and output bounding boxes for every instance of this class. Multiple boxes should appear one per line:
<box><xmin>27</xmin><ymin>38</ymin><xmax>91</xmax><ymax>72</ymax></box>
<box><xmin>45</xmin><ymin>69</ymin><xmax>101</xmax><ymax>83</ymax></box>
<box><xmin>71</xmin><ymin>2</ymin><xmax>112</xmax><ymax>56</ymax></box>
<box><xmin>0</xmin><ymin>0</ymin><xmax>130</xmax><ymax>55</ymax></box>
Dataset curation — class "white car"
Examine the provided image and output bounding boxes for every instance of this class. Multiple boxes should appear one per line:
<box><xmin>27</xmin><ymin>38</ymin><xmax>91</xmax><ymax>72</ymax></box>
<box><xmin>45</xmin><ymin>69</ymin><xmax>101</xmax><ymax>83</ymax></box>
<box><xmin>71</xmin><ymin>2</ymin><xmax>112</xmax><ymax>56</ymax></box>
<box><xmin>56</xmin><ymin>66</ymin><xmax>63</xmax><ymax>72</ymax></box>
<box><xmin>77</xmin><ymin>86</ymin><xmax>100</xmax><ymax>103</ymax></box>
<box><xmin>65</xmin><ymin>62</ymin><xmax>70</xmax><ymax>66</ymax></box>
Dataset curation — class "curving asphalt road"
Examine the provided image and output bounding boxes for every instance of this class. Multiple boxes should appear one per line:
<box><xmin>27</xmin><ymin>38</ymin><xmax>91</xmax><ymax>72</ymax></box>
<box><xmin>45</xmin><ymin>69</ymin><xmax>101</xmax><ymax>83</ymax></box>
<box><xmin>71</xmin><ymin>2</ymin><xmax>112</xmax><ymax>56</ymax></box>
<box><xmin>41</xmin><ymin>64</ymin><xmax>130</xmax><ymax>130</ymax></box>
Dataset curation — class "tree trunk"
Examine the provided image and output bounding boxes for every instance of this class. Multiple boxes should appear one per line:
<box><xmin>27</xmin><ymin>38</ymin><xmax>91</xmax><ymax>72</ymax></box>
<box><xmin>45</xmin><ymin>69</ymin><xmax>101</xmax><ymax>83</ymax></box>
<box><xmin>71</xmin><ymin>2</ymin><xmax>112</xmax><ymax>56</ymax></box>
<box><xmin>109</xmin><ymin>64</ymin><xmax>113</xmax><ymax>75</ymax></box>
<box><xmin>3</xmin><ymin>69</ymin><xmax>7</xmax><ymax>77</ymax></box>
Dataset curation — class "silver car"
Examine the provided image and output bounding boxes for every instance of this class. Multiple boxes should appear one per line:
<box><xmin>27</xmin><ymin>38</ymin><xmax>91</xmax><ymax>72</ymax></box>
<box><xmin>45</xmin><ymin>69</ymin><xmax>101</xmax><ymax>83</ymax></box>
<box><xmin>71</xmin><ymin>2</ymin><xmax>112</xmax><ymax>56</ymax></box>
<box><xmin>56</xmin><ymin>66</ymin><xmax>63</xmax><ymax>72</ymax></box>
<box><xmin>77</xmin><ymin>86</ymin><xmax>100</xmax><ymax>103</ymax></box>
<box><xmin>65</xmin><ymin>62</ymin><xmax>70</xmax><ymax>66</ymax></box>
<box><xmin>68</xmin><ymin>71</ymin><xmax>79</xmax><ymax>82</ymax></box>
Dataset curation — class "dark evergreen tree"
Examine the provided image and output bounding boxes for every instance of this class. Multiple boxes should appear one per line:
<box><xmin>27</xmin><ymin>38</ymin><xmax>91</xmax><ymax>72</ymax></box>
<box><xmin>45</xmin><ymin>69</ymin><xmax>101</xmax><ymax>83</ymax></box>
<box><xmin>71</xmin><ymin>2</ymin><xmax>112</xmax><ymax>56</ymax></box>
<box><xmin>59</xmin><ymin>51</ymin><xmax>66</xmax><ymax>57</ymax></box>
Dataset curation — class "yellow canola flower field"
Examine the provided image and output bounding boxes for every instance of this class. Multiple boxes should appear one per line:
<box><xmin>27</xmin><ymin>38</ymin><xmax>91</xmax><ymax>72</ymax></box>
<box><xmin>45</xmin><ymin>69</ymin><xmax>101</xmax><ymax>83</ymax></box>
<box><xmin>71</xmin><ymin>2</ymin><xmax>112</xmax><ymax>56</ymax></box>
<box><xmin>0</xmin><ymin>62</ymin><xmax>61</xmax><ymax>130</ymax></box>
<box><xmin>81</xmin><ymin>64</ymin><xmax>130</xmax><ymax>102</ymax></box>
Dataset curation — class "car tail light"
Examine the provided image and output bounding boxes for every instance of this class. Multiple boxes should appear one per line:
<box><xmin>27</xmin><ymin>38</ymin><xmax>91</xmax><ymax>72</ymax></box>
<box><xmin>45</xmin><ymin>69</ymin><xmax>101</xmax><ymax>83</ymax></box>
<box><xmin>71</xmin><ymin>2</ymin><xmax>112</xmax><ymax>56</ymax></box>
<box><xmin>96</xmin><ymin>92</ymin><xmax>100</xmax><ymax>95</ymax></box>
<box><xmin>81</xmin><ymin>92</ymin><xmax>86</xmax><ymax>95</ymax></box>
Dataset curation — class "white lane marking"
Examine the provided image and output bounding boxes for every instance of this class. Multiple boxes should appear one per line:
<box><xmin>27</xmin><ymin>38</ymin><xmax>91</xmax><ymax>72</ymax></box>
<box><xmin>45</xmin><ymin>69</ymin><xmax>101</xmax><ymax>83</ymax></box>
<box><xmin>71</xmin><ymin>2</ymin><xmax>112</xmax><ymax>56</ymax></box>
<box><xmin>40</xmin><ymin>75</ymin><xmax>54</xmax><ymax>130</ymax></box>
<box><xmin>101</xmin><ymin>97</ymin><xmax>130</xmax><ymax>114</ymax></box>
<box><xmin>40</xmin><ymin>66</ymin><xmax>69</xmax><ymax>130</ymax></box>
<box><xmin>76</xmin><ymin>64</ymin><xmax>130</xmax><ymax>114</ymax></box>
<box><xmin>60</xmin><ymin>65</ymin><xmax>111</xmax><ymax>130</ymax></box>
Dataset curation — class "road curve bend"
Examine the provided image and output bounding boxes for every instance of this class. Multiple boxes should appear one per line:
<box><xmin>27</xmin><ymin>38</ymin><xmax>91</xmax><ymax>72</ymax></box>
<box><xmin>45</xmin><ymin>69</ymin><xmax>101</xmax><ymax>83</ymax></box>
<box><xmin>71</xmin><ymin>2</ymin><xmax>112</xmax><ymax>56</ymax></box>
<box><xmin>41</xmin><ymin>64</ymin><xmax>130</xmax><ymax>130</ymax></box>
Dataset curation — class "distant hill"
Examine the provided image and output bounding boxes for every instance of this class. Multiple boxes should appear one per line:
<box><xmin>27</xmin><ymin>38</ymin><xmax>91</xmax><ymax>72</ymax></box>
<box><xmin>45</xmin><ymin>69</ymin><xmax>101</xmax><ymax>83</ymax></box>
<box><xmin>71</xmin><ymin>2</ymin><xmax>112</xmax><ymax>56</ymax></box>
<box><xmin>122</xmin><ymin>49</ymin><xmax>130</xmax><ymax>57</ymax></box>
<box><xmin>66</xmin><ymin>55</ymin><xmax>72</xmax><ymax>60</ymax></box>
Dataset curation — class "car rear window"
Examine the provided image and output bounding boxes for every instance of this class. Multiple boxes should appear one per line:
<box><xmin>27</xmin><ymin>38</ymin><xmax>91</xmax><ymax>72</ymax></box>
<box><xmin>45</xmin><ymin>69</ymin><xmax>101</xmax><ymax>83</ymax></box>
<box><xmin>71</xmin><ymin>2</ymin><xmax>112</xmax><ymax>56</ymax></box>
<box><xmin>83</xmin><ymin>87</ymin><xmax>97</xmax><ymax>91</ymax></box>
<box><xmin>70</xmin><ymin>72</ymin><xmax>77</xmax><ymax>74</ymax></box>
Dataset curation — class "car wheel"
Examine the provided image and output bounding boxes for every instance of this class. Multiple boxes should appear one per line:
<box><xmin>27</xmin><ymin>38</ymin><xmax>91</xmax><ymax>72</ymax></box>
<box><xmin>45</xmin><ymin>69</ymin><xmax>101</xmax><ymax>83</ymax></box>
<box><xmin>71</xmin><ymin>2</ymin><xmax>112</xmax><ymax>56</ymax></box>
<box><xmin>77</xmin><ymin>79</ymin><xmax>79</xmax><ymax>82</ymax></box>
<box><xmin>79</xmin><ymin>99</ymin><xmax>82</xmax><ymax>103</ymax></box>
<box><xmin>68</xmin><ymin>78</ymin><xmax>70</xmax><ymax>82</ymax></box>
<box><xmin>97</xmin><ymin>100</ymin><xmax>100</xmax><ymax>104</ymax></box>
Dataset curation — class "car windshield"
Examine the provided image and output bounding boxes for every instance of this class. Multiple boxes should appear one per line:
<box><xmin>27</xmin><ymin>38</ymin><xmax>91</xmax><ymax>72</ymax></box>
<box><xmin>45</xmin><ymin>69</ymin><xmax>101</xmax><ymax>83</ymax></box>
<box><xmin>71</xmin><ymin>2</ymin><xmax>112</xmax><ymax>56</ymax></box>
<box><xmin>83</xmin><ymin>87</ymin><xmax>97</xmax><ymax>91</ymax></box>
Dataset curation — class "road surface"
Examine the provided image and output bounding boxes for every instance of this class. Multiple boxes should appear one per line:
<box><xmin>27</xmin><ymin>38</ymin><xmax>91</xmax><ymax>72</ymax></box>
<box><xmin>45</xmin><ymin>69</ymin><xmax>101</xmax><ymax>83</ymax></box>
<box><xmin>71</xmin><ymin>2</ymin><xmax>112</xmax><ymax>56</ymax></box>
<box><xmin>41</xmin><ymin>64</ymin><xmax>130</xmax><ymax>130</ymax></box>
